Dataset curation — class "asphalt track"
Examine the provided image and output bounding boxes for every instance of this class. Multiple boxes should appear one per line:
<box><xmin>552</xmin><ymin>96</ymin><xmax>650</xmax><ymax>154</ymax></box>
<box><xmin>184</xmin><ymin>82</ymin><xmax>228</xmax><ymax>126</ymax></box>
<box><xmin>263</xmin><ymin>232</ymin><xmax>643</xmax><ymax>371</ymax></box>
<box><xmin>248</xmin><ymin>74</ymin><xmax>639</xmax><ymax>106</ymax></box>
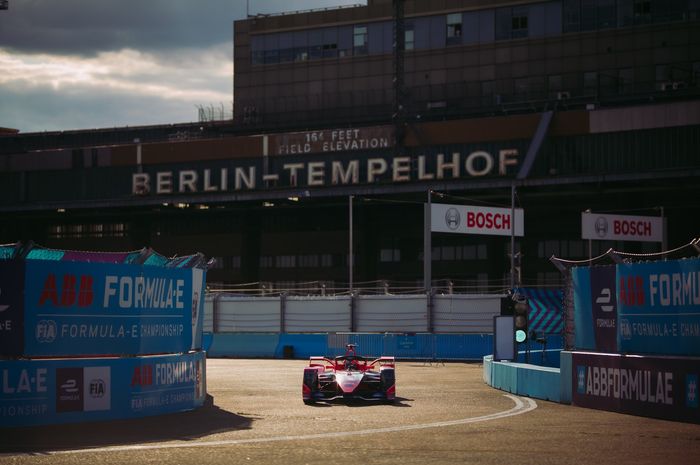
<box><xmin>1</xmin><ymin>359</ymin><xmax>699</xmax><ymax>464</ymax></box>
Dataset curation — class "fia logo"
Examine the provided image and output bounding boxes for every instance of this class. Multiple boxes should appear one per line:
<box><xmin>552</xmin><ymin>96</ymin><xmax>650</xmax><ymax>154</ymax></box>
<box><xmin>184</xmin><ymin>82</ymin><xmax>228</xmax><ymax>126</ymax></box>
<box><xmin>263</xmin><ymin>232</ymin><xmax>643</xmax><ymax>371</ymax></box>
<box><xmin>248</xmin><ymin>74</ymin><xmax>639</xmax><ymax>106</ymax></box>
<box><xmin>595</xmin><ymin>288</ymin><xmax>615</xmax><ymax>313</ymax></box>
<box><xmin>687</xmin><ymin>374</ymin><xmax>698</xmax><ymax>408</ymax></box>
<box><xmin>577</xmin><ymin>366</ymin><xmax>586</xmax><ymax>394</ymax></box>
<box><xmin>89</xmin><ymin>379</ymin><xmax>105</xmax><ymax>398</ymax></box>
<box><xmin>619</xmin><ymin>319</ymin><xmax>632</xmax><ymax>340</ymax></box>
<box><xmin>36</xmin><ymin>320</ymin><xmax>57</xmax><ymax>343</ymax></box>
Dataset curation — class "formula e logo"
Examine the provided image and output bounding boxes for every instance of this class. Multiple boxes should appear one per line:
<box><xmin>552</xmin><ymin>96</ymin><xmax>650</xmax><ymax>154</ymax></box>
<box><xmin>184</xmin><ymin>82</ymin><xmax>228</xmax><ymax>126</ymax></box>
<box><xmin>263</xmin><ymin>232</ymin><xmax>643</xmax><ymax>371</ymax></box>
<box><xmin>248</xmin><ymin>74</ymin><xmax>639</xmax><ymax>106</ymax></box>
<box><xmin>595</xmin><ymin>288</ymin><xmax>615</xmax><ymax>312</ymax></box>
<box><xmin>594</xmin><ymin>217</ymin><xmax>608</xmax><ymax>238</ymax></box>
<box><xmin>0</xmin><ymin>288</ymin><xmax>9</xmax><ymax>312</ymax></box>
<box><xmin>36</xmin><ymin>320</ymin><xmax>57</xmax><ymax>343</ymax></box>
<box><xmin>445</xmin><ymin>208</ymin><xmax>460</xmax><ymax>230</ymax></box>
<box><xmin>577</xmin><ymin>366</ymin><xmax>586</xmax><ymax>394</ymax></box>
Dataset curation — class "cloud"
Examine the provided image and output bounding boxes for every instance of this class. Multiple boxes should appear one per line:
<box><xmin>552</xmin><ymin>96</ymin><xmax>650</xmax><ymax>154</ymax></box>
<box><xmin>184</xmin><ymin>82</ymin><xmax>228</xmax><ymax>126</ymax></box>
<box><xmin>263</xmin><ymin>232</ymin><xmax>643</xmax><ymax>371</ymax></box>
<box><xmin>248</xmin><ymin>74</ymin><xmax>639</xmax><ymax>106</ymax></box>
<box><xmin>0</xmin><ymin>45</ymin><xmax>232</xmax><ymax>131</ymax></box>
<box><xmin>0</xmin><ymin>0</ymin><xmax>365</xmax><ymax>132</ymax></box>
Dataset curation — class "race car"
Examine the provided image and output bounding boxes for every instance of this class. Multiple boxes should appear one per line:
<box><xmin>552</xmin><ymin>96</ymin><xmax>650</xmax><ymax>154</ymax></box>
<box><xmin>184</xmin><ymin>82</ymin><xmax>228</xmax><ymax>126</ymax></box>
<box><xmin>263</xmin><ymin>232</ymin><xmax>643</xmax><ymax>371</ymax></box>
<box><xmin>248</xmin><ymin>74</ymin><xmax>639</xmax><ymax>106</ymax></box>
<box><xmin>302</xmin><ymin>344</ymin><xmax>396</xmax><ymax>403</ymax></box>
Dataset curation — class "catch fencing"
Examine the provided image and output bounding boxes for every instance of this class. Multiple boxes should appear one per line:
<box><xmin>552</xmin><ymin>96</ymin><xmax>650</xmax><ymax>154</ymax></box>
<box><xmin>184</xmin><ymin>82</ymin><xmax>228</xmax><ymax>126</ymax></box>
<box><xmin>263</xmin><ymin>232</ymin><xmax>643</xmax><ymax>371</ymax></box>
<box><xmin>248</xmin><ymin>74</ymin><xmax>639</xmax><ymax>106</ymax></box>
<box><xmin>203</xmin><ymin>293</ymin><xmax>503</xmax><ymax>334</ymax></box>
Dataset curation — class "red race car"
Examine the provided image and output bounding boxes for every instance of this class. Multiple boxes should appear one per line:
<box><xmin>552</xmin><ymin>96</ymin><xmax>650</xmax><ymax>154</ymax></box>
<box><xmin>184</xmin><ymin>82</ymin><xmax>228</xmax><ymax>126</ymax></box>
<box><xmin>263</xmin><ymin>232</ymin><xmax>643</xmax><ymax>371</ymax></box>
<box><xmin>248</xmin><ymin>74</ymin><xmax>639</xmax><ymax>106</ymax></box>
<box><xmin>302</xmin><ymin>344</ymin><xmax>396</xmax><ymax>403</ymax></box>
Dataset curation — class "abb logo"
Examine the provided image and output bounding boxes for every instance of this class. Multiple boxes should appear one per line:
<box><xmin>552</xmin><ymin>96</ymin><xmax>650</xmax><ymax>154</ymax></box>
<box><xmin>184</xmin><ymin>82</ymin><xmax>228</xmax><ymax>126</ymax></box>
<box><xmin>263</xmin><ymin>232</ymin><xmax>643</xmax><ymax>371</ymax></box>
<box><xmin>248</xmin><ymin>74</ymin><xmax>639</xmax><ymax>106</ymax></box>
<box><xmin>466</xmin><ymin>212</ymin><xmax>511</xmax><ymax>231</ymax></box>
<box><xmin>614</xmin><ymin>220</ymin><xmax>652</xmax><ymax>237</ymax></box>
<box><xmin>38</xmin><ymin>274</ymin><xmax>94</xmax><ymax>307</ymax></box>
<box><xmin>131</xmin><ymin>365</ymin><xmax>153</xmax><ymax>387</ymax></box>
<box><xmin>619</xmin><ymin>275</ymin><xmax>645</xmax><ymax>306</ymax></box>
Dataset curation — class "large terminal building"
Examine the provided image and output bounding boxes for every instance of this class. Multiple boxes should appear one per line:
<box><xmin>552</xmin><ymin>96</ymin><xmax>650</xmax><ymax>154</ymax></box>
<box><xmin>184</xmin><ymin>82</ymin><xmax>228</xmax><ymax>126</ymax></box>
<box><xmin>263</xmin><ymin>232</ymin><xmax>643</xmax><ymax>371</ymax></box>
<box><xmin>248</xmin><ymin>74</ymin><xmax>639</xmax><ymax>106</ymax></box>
<box><xmin>1</xmin><ymin>0</ymin><xmax>699</xmax><ymax>293</ymax></box>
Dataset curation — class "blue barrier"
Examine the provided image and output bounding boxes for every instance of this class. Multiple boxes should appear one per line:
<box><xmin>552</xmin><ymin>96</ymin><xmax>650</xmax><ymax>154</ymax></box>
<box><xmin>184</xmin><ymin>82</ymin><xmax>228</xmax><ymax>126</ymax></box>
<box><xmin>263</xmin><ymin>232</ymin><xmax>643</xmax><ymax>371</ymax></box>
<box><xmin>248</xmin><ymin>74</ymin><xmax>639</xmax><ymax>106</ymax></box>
<box><xmin>484</xmin><ymin>350</ymin><xmax>566</xmax><ymax>403</ymax></box>
<box><xmin>207</xmin><ymin>333</ymin><xmax>499</xmax><ymax>360</ymax></box>
<box><xmin>0</xmin><ymin>350</ymin><xmax>206</xmax><ymax>427</ymax></box>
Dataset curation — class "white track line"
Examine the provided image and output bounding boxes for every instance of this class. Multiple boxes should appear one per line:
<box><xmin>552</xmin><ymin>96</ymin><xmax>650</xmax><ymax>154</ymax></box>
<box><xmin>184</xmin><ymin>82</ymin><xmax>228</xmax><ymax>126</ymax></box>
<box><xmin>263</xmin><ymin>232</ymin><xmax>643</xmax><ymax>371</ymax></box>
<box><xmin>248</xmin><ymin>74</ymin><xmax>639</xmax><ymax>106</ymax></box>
<box><xmin>13</xmin><ymin>394</ymin><xmax>537</xmax><ymax>456</ymax></box>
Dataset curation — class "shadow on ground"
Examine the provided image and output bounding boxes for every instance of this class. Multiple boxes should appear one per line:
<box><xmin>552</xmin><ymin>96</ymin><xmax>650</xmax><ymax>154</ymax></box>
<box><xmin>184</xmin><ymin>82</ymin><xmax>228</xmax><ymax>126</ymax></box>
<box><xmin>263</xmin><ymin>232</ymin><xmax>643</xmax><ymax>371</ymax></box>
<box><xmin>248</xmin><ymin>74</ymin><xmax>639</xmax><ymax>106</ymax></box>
<box><xmin>0</xmin><ymin>395</ymin><xmax>252</xmax><ymax>454</ymax></box>
<box><xmin>305</xmin><ymin>396</ymin><xmax>413</xmax><ymax>408</ymax></box>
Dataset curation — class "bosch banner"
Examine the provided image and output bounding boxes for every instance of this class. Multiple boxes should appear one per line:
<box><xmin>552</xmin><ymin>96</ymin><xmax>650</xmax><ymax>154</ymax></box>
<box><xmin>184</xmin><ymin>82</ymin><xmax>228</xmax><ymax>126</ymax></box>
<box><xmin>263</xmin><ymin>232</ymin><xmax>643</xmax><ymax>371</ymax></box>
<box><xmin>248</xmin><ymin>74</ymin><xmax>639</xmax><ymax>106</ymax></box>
<box><xmin>0</xmin><ymin>261</ymin><xmax>25</xmax><ymax>356</ymax></box>
<box><xmin>572</xmin><ymin>352</ymin><xmax>700</xmax><ymax>424</ymax></box>
<box><xmin>431</xmin><ymin>203</ymin><xmax>524</xmax><ymax>237</ymax></box>
<box><xmin>0</xmin><ymin>350</ymin><xmax>206</xmax><ymax>427</ymax></box>
<box><xmin>23</xmin><ymin>260</ymin><xmax>205</xmax><ymax>357</ymax></box>
<box><xmin>581</xmin><ymin>212</ymin><xmax>663</xmax><ymax>242</ymax></box>
<box><xmin>617</xmin><ymin>258</ymin><xmax>700</xmax><ymax>356</ymax></box>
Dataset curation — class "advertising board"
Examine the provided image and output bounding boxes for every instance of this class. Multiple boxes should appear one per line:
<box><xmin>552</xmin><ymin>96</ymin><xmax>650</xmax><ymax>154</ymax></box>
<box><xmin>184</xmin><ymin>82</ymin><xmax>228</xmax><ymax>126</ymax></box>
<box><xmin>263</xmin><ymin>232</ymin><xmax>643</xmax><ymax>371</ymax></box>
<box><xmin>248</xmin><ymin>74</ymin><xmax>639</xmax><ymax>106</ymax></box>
<box><xmin>572</xmin><ymin>352</ymin><xmax>699</xmax><ymax>423</ymax></box>
<box><xmin>0</xmin><ymin>350</ymin><xmax>206</xmax><ymax>427</ymax></box>
<box><xmin>23</xmin><ymin>260</ymin><xmax>206</xmax><ymax>357</ymax></box>
<box><xmin>617</xmin><ymin>258</ymin><xmax>700</xmax><ymax>356</ymax></box>
<box><xmin>571</xmin><ymin>266</ymin><xmax>618</xmax><ymax>352</ymax></box>
<box><xmin>581</xmin><ymin>212</ymin><xmax>663</xmax><ymax>242</ymax></box>
<box><xmin>0</xmin><ymin>261</ymin><xmax>25</xmax><ymax>356</ymax></box>
<box><xmin>431</xmin><ymin>203</ymin><xmax>524</xmax><ymax>237</ymax></box>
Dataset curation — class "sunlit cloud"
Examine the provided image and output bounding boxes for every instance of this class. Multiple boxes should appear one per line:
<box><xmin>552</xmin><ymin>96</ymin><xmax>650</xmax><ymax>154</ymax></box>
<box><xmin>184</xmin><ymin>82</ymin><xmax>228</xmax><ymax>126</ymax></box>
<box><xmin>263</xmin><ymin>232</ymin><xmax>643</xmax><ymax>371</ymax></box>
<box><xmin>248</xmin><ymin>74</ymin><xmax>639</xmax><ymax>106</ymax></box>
<box><xmin>0</xmin><ymin>46</ymin><xmax>231</xmax><ymax>101</ymax></box>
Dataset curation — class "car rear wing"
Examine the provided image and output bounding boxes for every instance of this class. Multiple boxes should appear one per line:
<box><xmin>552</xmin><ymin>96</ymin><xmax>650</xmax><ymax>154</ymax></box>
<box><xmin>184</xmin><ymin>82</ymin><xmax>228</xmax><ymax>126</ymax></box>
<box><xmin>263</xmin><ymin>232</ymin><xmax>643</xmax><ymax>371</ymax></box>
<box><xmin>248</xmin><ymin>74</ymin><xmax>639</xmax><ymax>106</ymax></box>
<box><xmin>308</xmin><ymin>356</ymin><xmax>335</xmax><ymax>369</ymax></box>
<box><xmin>368</xmin><ymin>356</ymin><xmax>395</xmax><ymax>368</ymax></box>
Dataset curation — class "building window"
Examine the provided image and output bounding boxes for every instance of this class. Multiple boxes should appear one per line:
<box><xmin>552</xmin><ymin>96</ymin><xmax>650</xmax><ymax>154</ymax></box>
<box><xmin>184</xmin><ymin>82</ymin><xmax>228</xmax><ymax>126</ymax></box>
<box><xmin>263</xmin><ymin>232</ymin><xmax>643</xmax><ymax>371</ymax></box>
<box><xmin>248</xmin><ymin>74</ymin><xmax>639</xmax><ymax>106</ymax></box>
<box><xmin>633</xmin><ymin>0</ymin><xmax>651</xmax><ymax>24</ymax></box>
<box><xmin>446</xmin><ymin>13</ymin><xmax>462</xmax><ymax>45</ymax></box>
<box><xmin>322</xmin><ymin>43</ymin><xmax>337</xmax><ymax>58</ymax></box>
<box><xmin>276</xmin><ymin>255</ymin><xmax>296</xmax><ymax>268</ymax></box>
<box><xmin>48</xmin><ymin>222</ymin><xmax>127</xmax><ymax>239</ymax></box>
<box><xmin>380</xmin><ymin>248</ymin><xmax>401</xmax><ymax>263</ymax></box>
<box><xmin>405</xmin><ymin>25</ymin><xmax>415</xmax><ymax>51</ymax></box>
<box><xmin>563</xmin><ymin>0</ymin><xmax>581</xmax><ymax>32</ymax></box>
<box><xmin>619</xmin><ymin>68</ymin><xmax>634</xmax><ymax>94</ymax></box>
<box><xmin>511</xmin><ymin>7</ymin><xmax>529</xmax><ymax>38</ymax></box>
<box><xmin>583</xmin><ymin>71</ymin><xmax>598</xmax><ymax>96</ymax></box>
<box><xmin>353</xmin><ymin>25</ymin><xmax>368</xmax><ymax>55</ymax></box>
<box><xmin>321</xmin><ymin>254</ymin><xmax>333</xmax><ymax>268</ymax></box>
<box><xmin>580</xmin><ymin>0</ymin><xmax>597</xmax><ymax>31</ymax></box>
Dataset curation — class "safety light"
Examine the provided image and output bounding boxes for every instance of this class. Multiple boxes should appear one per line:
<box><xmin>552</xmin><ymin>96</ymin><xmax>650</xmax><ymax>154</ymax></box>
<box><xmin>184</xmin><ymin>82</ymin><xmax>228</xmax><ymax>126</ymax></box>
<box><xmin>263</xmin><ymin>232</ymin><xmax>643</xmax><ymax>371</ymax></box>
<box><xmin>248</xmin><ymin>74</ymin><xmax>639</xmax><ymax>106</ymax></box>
<box><xmin>513</xmin><ymin>297</ymin><xmax>529</xmax><ymax>344</ymax></box>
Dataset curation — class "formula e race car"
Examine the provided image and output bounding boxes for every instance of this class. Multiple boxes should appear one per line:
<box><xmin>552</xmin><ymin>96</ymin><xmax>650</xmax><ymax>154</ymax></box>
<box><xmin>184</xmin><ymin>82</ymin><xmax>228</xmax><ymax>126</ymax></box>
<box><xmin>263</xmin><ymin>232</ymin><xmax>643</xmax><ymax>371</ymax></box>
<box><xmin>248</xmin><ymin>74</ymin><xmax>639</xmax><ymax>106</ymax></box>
<box><xmin>302</xmin><ymin>344</ymin><xmax>396</xmax><ymax>403</ymax></box>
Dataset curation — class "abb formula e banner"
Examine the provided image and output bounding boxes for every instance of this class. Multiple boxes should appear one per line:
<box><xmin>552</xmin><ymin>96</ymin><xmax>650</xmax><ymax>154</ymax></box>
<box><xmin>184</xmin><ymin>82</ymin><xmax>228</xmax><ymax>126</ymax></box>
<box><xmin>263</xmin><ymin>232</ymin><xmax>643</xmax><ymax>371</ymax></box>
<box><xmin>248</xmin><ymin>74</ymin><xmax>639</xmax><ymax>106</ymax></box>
<box><xmin>572</xmin><ymin>352</ymin><xmax>699</xmax><ymax>424</ymax></box>
<box><xmin>581</xmin><ymin>212</ymin><xmax>663</xmax><ymax>242</ymax></box>
<box><xmin>431</xmin><ymin>203</ymin><xmax>524</xmax><ymax>237</ymax></box>
<box><xmin>23</xmin><ymin>260</ymin><xmax>206</xmax><ymax>357</ymax></box>
<box><xmin>617</xmin><ymin>258</ymin><xmax>700</xmax><ymax>357</ymax></box>
<box><xmin>0</xmin><ymin>350</ymin><xmax>206</xmax><ymax>427</ymax></box>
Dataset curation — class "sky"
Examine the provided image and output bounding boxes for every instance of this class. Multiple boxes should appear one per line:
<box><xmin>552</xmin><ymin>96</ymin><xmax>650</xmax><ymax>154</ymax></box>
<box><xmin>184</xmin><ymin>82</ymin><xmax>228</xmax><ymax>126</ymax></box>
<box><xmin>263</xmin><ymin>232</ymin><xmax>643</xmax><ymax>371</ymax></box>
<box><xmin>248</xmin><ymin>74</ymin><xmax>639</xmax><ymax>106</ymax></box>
<box><xmin>0</xmin><ymin>0</ymin><xmax>364</xmax><ymax>133</ymax></box>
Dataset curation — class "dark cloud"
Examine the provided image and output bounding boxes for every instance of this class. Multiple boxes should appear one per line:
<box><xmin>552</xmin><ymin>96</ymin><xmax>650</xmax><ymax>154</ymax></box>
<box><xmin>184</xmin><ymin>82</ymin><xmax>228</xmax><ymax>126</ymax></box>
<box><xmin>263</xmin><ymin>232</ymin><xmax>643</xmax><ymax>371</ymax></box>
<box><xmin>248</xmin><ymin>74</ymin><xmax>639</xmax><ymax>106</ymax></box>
<box><xmin>0</xmin><ymin>0</ymin><xmax>364</xmax><ymax>56</ymax></box>
<box><xmin>0</xmin><ymin>0</ymin><xmax>364</xmax><ymax>132</ymax></box>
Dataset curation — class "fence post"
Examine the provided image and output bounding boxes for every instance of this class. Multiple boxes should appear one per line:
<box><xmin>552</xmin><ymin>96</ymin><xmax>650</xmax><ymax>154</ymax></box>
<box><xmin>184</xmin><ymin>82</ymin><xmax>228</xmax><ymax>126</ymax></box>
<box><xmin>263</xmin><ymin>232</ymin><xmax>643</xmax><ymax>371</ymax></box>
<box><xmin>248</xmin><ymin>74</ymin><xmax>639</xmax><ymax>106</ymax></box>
<box><xmin>280</xmin><ymin>292</ymin><xmax>287</xmax><ymax>333</ymax></box>
<box><xmin>213</xmin><ymin>293</ymin><xmax>222</xmax><ymax>333</ymax></box>
<box><xmin>350</xmin><ymin>292</ymin><xmax>357</xmax><ymax>332</ymax></box>
<box><xmin>427</xmin><ymin>290</ymin><xmax>434</xmax><ymax>333</ymax></box>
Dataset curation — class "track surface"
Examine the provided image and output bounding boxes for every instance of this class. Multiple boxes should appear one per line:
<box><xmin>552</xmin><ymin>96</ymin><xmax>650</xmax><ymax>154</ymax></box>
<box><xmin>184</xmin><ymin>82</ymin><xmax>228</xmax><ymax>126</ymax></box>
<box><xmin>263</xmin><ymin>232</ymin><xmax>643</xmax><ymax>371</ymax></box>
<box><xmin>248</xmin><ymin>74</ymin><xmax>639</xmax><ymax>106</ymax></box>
<box><xmin>1</xmin><ymin>359</ymin><xmax>699</xmax><ymax>464</ymax></box>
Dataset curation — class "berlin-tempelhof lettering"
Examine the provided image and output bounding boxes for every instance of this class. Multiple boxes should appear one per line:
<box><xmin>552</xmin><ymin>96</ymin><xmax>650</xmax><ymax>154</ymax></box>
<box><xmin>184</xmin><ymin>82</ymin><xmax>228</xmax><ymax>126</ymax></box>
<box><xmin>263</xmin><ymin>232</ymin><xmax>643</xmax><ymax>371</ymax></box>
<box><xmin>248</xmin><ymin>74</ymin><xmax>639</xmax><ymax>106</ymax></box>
<box><xmin>132</xmin><ymin>149</ymin><xmax>519</xmax><ymax>195</ymax></box>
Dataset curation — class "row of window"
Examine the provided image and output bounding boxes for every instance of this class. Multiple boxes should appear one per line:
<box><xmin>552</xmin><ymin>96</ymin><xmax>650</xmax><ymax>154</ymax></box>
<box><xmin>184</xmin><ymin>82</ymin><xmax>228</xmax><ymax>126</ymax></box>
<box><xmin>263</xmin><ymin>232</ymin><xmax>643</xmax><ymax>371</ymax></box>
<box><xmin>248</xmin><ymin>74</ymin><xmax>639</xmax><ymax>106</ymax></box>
<box><xmin>260</xmin><ymin>254</ymin><xmax>335</xmax><ymax>269</ymax></box>
<box><xmin>377</xmin><ymin>245</ymin><xmax>491</xmax><ymax>263</ymax></box>
<box><xmin>49</xmin><ymin>223</ymin><xmax>127</xmax><ymax>239</ymax></box>
<box><xmin>250</xmin><ymin>0</ymin><xmax>700</xmax><ymax>65</ymax></box>
<box><xmin>537</xmin><ymin>239</ymin><xmax>661</xmax><ymax>259</ymax></box>
<box><xmin>211</xmin><ymin>246</ymin><xmax>489</xmax><ymax>270</ymax></box>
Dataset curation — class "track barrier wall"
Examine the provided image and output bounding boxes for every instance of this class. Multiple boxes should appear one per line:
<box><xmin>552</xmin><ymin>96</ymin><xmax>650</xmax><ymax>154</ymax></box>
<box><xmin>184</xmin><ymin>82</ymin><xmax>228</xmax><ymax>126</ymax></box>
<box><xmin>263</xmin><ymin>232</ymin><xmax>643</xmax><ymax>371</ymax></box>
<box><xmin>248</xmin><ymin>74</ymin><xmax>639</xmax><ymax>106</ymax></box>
<box><xmin>0</xmin><ymin>351</ymin><xmax>207</xmax><ymax>427</ymax></box>
<box><xmin>484</xmin><ymin>257</ymin><xmax>700</xmax><ymax>424</ymax></box>
<box><xmin>0</xmin><ymin>245</ymin><xmax>209</xmax><ymax>427</ymax></box>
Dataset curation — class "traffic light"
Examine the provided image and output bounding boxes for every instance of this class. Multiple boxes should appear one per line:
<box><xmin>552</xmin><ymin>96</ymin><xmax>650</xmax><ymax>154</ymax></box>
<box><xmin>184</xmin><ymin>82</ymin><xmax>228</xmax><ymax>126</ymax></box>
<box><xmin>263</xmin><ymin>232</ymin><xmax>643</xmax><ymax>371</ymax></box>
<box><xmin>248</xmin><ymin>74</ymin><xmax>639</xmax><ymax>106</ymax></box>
<box><xmin>513</xmin><ymin>297</ymin><xmax>529</xmax><ymax>343</ymax></box>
